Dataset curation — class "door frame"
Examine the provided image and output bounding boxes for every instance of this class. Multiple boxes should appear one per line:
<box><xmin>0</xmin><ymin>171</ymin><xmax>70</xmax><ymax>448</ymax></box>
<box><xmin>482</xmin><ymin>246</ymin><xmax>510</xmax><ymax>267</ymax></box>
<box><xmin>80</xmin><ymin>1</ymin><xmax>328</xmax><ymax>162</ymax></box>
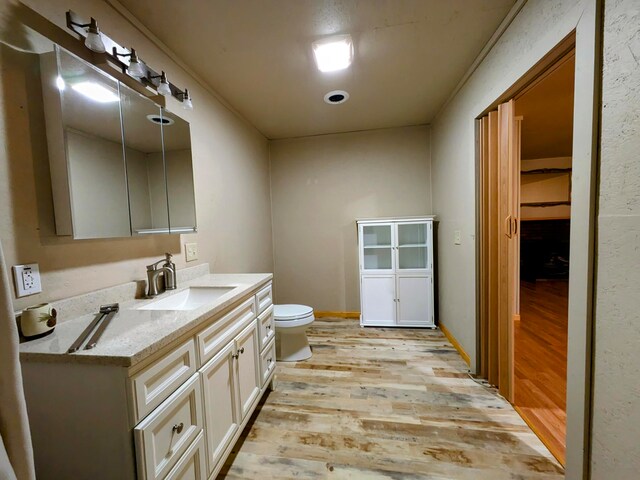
<box><xmin>474</xmin><ymin>1</ymin><xmax>602</xmax><ymax>478</ymax></box>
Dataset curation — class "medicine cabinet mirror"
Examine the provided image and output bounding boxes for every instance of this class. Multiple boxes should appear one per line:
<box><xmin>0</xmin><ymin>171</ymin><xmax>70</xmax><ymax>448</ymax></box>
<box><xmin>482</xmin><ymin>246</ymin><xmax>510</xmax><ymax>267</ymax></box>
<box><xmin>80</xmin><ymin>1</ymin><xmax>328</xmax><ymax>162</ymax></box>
<box><xmin>40</xmin><ymin>45</ymin><xmax>196</xmax><ymax>239</ymax></box>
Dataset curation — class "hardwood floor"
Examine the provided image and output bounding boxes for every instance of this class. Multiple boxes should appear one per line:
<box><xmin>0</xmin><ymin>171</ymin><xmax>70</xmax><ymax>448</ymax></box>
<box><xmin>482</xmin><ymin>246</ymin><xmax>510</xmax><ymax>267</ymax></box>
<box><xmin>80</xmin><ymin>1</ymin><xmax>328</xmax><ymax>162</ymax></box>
<box><xmin>515</xmin><ymin>281</ymin><xmax>568</xmax><ymax>464</ymax></box>
<box><xmin>220</xmin><ymin>319</ymin><xmax>563</xmax><ymax>479</ymax></box>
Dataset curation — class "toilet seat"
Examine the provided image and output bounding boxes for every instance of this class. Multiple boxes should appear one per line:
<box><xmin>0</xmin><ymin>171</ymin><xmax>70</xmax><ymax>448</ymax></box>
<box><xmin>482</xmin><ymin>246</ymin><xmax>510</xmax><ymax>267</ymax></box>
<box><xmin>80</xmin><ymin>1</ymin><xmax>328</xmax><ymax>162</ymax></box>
<box><xmin>274</xmin><ymin>304</ymin><xmax>313</xmax><ymax>320</ymax></box>
<box><xmin>274</xmin><ymin>304</ymin><xmax>314</xmax><ymax>329</ymax></box>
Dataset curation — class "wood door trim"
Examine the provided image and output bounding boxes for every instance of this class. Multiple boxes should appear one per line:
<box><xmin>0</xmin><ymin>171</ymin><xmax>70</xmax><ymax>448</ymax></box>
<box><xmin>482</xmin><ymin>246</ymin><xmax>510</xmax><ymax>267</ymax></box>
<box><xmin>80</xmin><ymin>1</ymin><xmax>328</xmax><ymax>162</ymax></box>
<box><xmin>514</xmin><ymin>405</ymin><xmax>565</xmax><ymax>466</ymax></box>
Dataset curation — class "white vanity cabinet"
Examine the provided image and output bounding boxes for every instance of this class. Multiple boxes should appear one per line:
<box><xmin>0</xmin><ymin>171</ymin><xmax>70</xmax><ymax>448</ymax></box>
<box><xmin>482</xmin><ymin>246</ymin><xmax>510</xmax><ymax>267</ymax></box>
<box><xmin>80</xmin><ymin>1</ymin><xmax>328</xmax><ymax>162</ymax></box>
<box><xmin>21</xmin><ymin>278</ymin><xmax>275</xmax><ymax>480</ymax></box>
<box><xmin>357</xmin><ymin>217</ymin><xmax>436</xmax><ymax>327</ymax></box>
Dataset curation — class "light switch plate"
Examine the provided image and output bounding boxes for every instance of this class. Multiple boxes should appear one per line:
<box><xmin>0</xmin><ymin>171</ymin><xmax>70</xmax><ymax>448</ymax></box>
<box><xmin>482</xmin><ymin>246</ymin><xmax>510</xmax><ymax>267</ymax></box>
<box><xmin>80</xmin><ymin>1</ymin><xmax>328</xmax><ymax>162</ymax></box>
<box><xmin>454</xmin><ymin>230</ymin><xmax>462</xmax><ymax>245</ymax></box>
<box><xmin>12</xmin><ymin>263</ymin><xmax>42</xmax><ymax>297</ymax></box>
<box><xmin>185</xmin><ymin>243</ymin><xmax>198</xmax><ymax>262</ymax></box>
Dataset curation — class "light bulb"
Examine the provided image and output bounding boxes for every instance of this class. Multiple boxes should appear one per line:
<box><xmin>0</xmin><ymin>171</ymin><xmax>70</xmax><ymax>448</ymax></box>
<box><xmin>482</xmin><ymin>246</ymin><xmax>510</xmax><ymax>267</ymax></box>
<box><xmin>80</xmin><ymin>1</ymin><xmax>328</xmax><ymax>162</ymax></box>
<box><xmin>157</xmin><ymin>72</ymin><xmax>171</xmax><ymax>96</ymax></box>
<box><xmin>84</xmin><ymin>19</ymin><xmax>106</xmax><ymax>53</ymax></box>
<box><xmin>127</xmin><ymin>51</ymin><xmax>146</xmax><ymax>78</ymax></box>
<box><xmin>85</xmin><ymin>32</ymin><xmax>105</xmax><ymax>53</ymax></box>
<box><xmin>182</xmin><ymin>89</ymin><xmax>193</xmax><ymax>110</ymax></box>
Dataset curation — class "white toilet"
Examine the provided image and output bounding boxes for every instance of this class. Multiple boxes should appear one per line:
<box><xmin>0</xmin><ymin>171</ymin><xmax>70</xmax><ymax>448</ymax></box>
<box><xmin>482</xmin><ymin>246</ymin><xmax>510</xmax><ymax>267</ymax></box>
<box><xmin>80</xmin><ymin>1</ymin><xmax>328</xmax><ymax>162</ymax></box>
<box><xmin>274</xmin><ymin>304</ymin><xmax>314</xmax><ymax>362</ymax></box>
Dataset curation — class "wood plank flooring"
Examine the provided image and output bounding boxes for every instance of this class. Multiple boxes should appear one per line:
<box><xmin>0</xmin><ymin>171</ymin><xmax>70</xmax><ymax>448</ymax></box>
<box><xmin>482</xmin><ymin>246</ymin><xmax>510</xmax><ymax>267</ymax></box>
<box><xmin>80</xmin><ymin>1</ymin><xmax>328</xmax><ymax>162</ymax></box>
<box><xmin>515</xmin><ymin>281</ymin><xmax>568</xmax><ymax>464</ymax></box>
<box><xmin>220</xmin><ymin>319</ymin><xmax>563</xmax><ymax>479</ymax></box>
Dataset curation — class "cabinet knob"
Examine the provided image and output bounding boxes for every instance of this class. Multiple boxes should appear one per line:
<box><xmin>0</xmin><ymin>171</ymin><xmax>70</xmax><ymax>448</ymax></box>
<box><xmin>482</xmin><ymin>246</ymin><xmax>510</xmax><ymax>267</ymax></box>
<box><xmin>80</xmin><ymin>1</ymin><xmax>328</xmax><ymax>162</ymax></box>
<box><xmin>267</xmin><ymin>357</ymin><xmax>273</xmax><ymax>363</ymax></box>
<box><xmin>266</xmin><ymin>325</ymin><xmax>271</xmax><ymax>330</ymax></box>
<box><xmin>239</xmin><ymin>347</ymin><xmax>245</xmax><ymax>354</ymax></box>
<box><xmin>172</xmin><ymin>422</ymin><xmax>184</xmax><ymax>434</ymax></box>
<box><xmin>232</xmin><ymin>352</ymin><xmax>239</xmax><ymax>359</ymax></box>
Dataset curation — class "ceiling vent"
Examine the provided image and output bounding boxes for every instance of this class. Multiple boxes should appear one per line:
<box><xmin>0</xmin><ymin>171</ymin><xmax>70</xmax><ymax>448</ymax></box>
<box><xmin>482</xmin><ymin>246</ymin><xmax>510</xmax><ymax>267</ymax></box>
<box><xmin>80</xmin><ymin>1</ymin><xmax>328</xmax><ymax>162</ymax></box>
<box><xmin>324</xmin><ymin>90</ymin><xmax>350</xmax><ymax>105</ymax></box>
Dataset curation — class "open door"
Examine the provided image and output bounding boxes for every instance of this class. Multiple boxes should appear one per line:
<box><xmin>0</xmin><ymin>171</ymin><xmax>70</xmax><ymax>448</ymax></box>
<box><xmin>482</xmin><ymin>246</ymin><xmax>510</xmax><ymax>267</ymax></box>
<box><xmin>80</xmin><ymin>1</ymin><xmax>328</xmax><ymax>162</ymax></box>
<box><xmin>479</xmin><ymin>100</ymin><xmax>521</xmax><ymax>402</ymax></box>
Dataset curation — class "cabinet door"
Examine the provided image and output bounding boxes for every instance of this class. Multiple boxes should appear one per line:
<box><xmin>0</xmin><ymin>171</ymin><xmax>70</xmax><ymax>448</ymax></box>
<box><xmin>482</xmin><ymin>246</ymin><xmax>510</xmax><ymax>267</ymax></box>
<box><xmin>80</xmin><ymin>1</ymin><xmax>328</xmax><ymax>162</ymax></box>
<box><xmin>396</xmin><ymin>221</ymin><xmax>432</xmax><ymax>272</ymax></box>
<box><xmin>397</xmin><ymin>275</ymin><xmax>433</xmax><ymax>326</ymax></box>
<box><xmin>360</xmin><ymin>223</ymin><xmax>395</xmax><ymax>273</ymax></box>
<box><xmin>361</xmin><ymin>275</ymin><xmax>396</xmax><ymax>325</ymax></box>
<box><xmin>200</xmin><ymin>342</ymin><xmax>238</xmax><ymax>475</ymax></box>
<box><xmin>235</xmin><ymin>321</ymin><xmax>261</xmax><ymax>420</ymax></box>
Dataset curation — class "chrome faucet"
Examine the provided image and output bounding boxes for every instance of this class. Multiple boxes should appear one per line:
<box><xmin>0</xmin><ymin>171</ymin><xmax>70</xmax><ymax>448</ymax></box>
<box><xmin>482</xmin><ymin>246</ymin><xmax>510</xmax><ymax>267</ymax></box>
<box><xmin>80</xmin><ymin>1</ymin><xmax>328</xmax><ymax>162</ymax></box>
<box><xmin>146</xmin><ymin>253</ymin><xmax>177</xmax><ymax>297</ymax></box>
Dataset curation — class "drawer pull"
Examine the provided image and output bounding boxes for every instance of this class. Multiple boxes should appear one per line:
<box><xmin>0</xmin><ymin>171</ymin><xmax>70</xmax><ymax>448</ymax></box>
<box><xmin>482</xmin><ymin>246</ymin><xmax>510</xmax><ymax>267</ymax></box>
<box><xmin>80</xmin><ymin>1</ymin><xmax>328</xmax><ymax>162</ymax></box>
<box><xmin>172</xmin><ymin>423</ymin><xmax>184</xmax><ymax>434</ymax></box>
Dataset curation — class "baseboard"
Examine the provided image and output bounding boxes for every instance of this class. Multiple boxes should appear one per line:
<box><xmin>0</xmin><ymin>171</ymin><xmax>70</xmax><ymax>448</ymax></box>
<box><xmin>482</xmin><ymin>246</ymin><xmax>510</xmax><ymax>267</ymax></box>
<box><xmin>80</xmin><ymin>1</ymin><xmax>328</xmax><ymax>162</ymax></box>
<box><xmin>439</xmin><ymin>322</ymin><xmax>471</xmax><ymax>366</ymax></box>
<box><xmin>314</xmin><ymin>311</ymin><xmax>360</xmax><ymax>319</ymax></box>
<box><xmin>513</xmin><ymin>405</ymin><xmax>565</xmax><ymax>466</ymax></box>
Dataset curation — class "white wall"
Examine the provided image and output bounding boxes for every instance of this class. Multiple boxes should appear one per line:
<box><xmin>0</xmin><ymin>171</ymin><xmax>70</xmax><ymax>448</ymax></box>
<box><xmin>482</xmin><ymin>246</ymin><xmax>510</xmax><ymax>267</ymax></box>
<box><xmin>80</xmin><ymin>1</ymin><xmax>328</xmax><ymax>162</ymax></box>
<box><xmin>590</xmin><ymin>0</ymin><xmax>640</xmax><ymax>476</ymax></box>
<box><xmin>0</xmin><ymin>0</ymin><xmax>273</xmax><ymax>311</ymax></box>
<box><xmin>270</xmin><ymin>126</ymin><xmax>431</xmax><ymax>311</ymax></box>
<box><xmin>430</xmin><ymin>0</ymin><xmax>587</xmax><ymax>370</ymax></box>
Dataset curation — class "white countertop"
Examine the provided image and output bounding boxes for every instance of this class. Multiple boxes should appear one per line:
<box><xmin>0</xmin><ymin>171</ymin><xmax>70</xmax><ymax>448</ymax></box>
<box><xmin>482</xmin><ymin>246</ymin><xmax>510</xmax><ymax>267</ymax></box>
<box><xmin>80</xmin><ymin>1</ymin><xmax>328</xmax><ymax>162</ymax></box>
<box><xmin>19</xmin><ymin>273</ymin><xmax>272</xmax><ymax>368</ymax></box>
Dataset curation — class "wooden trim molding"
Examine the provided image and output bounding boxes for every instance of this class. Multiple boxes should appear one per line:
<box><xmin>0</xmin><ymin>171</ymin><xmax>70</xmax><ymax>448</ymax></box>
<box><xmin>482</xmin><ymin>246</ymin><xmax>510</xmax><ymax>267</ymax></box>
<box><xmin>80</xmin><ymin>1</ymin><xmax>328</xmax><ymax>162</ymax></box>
<box><xmin>439</xmin><ymin>323</ymin><xmax>471</xmax><ymax>366</ymax></box>
<box><xmin>514</xmin><ymin>405</ymin><xmax>565</xmax><ymax>466</ymax></box>
<box><xmin>314</xmin><ymin>311</ymin><xmax>360</xmax><ymax>319</ymax></box>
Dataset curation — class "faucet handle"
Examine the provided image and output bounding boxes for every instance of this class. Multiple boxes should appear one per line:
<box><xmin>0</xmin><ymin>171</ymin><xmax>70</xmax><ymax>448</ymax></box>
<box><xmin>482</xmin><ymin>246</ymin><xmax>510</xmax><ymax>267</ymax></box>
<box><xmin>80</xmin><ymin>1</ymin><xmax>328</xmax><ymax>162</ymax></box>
<box><xmin>165</xmin><ymin>252</ymin><xmax>173</xmax><ymax>262</ymax></box>
<box><xmin>146</xmin><ymin>258</ymin><xmax>166</xmax><ymax>271</ymax></box>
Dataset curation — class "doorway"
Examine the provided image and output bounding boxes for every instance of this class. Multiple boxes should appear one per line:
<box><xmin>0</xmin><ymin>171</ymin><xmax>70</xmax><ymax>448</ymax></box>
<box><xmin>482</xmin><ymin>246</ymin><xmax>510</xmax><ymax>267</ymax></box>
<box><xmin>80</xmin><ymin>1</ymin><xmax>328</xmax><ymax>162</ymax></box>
<box><xmin>477</xmin><ymin>51</ymin><xmax>575</xmax><ymax>465</ymax></box>
<box><xmin>514</xmin><ymin>53</ymin><xmax>575</xmax><ymax>464</ymax></box>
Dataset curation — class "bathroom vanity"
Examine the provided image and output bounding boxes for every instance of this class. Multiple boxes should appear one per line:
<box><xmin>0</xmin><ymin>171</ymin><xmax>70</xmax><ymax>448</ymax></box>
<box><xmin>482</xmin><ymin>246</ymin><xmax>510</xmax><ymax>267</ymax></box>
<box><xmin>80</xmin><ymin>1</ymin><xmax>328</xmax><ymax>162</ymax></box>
<box><xmin>19</xmin><ymin>272</ymin><xmax>274</xmax><ymax>480</ymax></box>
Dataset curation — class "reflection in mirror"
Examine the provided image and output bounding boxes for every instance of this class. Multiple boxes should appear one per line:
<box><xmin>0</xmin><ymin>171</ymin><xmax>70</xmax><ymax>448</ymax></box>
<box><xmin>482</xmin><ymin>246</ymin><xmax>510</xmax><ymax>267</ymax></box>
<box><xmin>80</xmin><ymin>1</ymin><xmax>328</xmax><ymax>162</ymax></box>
<box><xmin>161</xmin><ymin>109</ymin><xmax>197</xmax><ymax>233</ymax></box>
<box><xmin>45</xmin><ymin>46</ymin><xmax>131</xmax><ymax>239</ymax></box>
<box><xmin>119</xmin><ymin>84</ymin><xmax>169</xmax><ymax>235</ymax></box>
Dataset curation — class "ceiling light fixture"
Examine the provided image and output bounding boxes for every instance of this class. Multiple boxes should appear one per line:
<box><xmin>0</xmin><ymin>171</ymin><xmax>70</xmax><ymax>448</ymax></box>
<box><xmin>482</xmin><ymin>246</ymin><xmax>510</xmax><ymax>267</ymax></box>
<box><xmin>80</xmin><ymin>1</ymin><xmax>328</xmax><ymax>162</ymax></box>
<box><xmin>112</xmin><ymin>47</ymin><xmax>146</xmax><ymax>78</ymax></box>
<box><xmin>312</xmin><ymin>34</ymin><xmax>353</xmax><ymax>73</ymax></box>
<box><xmin>324</xmin><ymin>90</ymin><xmax>350</xmax><ymax>105</ymax></box>
<box><xmin>71</xmin><ymin>81</ymin><xmax>119</xmax><ymax>103</ymax></box>
<box><xmin>66</xmin><ymin>15</ymin><xmax>106</xmax><ymax>53</ymax></box>
<box><xmin>56</xmin><ymin>76</ymin><xmax>66</xmax><ymax>91</ymax></box>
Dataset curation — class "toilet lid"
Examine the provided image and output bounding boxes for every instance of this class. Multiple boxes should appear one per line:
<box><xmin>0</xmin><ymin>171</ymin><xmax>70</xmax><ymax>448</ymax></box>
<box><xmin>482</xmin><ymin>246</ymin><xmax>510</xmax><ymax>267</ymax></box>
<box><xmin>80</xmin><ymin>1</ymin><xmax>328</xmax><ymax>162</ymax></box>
<box><xmin>274</xmin><ymin>304</ymin><xmax>314</xmax><ymax>320</ymax></box>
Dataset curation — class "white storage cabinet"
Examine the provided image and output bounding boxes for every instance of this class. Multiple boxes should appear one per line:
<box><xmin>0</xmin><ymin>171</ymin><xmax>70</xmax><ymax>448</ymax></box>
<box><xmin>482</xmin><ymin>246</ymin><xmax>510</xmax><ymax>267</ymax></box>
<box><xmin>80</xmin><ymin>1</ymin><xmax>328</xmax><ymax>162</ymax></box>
<box><xmin>357</xmin><ymin>217</ymin><xmax>436</xmax><ymax>327</ymax></box>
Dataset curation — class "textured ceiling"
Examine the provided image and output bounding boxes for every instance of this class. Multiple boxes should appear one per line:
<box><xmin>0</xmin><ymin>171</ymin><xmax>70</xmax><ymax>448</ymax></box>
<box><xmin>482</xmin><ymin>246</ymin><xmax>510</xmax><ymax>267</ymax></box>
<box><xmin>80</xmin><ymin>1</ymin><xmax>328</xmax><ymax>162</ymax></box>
<box><xmin>117</xmin><ymin>0</ymin><xmax>516</xmax><ymax>139</ymax></box>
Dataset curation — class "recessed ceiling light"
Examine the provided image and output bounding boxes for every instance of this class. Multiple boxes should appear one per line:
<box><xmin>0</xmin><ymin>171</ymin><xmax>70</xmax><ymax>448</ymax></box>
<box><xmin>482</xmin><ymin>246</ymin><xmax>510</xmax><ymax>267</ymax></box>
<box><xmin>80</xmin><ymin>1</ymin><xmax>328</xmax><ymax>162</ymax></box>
<box><xmin>71</xmin><ymin>81</ymin><xmax>119</xmax><ymax>103</ymax></box>
<box><xmin>146</xmin><ymin>114</ymin><xmax>174</xmax><ymax>126</ymax></box>
<box><xmin>324</xmin><ymin>90</ymin><xmax>350</xmax><ymax>105</ymax></box>
<box><xmin>312</xmin><ymin>34</ymin><xmax>353</xmax><ymax>73</ymax></box>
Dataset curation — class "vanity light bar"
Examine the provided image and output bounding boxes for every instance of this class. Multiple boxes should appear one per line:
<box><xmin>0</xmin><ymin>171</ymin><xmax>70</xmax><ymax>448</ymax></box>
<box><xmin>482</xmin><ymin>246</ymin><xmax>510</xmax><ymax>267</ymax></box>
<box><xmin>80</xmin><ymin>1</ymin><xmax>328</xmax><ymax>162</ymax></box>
<box><xmin>65</xmin><ymin>10</ymin><xmax>193</xmax><ymax>110</ymax></box>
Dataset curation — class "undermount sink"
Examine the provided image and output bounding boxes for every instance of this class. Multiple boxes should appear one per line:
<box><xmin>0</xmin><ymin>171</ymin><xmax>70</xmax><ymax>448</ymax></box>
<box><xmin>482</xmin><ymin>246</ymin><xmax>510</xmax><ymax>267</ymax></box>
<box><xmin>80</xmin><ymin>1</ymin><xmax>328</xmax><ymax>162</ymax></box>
<box><xmin>138</xmin><ymin>286</ymin><xmax>236</xmax><ymax>311</ymax></box>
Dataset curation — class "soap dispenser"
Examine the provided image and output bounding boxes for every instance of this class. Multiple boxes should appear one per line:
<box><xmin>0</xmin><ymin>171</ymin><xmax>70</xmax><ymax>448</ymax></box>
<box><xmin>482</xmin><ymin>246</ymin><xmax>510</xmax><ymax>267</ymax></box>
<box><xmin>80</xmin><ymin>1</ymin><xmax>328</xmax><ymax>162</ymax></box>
<box><xmin>163</xmin><ymin>252</ymin><xmax>176</xmax><ymax>290</ymax></box>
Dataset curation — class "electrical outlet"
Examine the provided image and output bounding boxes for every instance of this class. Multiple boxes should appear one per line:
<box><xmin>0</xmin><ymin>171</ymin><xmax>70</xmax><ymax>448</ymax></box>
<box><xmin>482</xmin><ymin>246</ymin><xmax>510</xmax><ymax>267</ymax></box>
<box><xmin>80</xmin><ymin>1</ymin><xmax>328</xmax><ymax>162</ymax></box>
<box><xmin>12</xmin><ymin>263</ymin><xmax>42</xmax><ymax>298</ymax></box>
<box><xmin>454</xmin><ymin>230</ymin><xmax>462</xmax><ymax>245</ymax></box>
<box><xmin>185</xmin><ymin>243</ymin><xmax>198</xmax><ymax>262</ymax></box>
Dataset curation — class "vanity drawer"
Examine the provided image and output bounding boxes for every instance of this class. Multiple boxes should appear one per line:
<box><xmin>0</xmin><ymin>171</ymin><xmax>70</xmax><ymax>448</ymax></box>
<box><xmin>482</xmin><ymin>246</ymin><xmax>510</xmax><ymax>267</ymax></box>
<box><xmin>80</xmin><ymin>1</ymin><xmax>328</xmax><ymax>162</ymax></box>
<box><xmin>197</xmin><ymin>297</ymin><xmax>255</xmax><ymax>367</ymax></box>
<box><xmin>134</xmin><ymin>374</ymin><xmax>203</xmax><ymax>480</ymax></box>
<box><xmin>260</xmin><ymin>338</ymin><xmax>276</xmax><ymax>386</ymax></box>
<box><xmin>255</xmin><ymin>283</ymin><xmax>273</xmax><ymax>315</ymax></box>
<box><xmin>131</xmin><ymin>339</ymin><xmax>197</xmax><ymax>422</ymax></box>
<box><xmin>258</xmin><ymin>305</ymin><xmax>275</xmax><ymax>351</ymax></box>
<box><xmin>164</xmin><ymin>431</ymin><xmax>206</xmax><ymax>480</ymax></box>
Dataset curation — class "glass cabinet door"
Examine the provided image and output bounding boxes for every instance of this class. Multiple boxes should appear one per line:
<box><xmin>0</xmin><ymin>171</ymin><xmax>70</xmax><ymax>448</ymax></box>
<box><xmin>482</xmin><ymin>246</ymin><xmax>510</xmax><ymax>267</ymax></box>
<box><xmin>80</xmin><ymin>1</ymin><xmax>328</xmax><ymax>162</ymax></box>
<box><xmin>397</xmin><ymin>222</ymin><xmax>429</xmax><ymax>270</ymax></box>
<box><xmin>361</xmin><ymin>224</ymin><xmax>393</xmax><ymax>271</ymax></box>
